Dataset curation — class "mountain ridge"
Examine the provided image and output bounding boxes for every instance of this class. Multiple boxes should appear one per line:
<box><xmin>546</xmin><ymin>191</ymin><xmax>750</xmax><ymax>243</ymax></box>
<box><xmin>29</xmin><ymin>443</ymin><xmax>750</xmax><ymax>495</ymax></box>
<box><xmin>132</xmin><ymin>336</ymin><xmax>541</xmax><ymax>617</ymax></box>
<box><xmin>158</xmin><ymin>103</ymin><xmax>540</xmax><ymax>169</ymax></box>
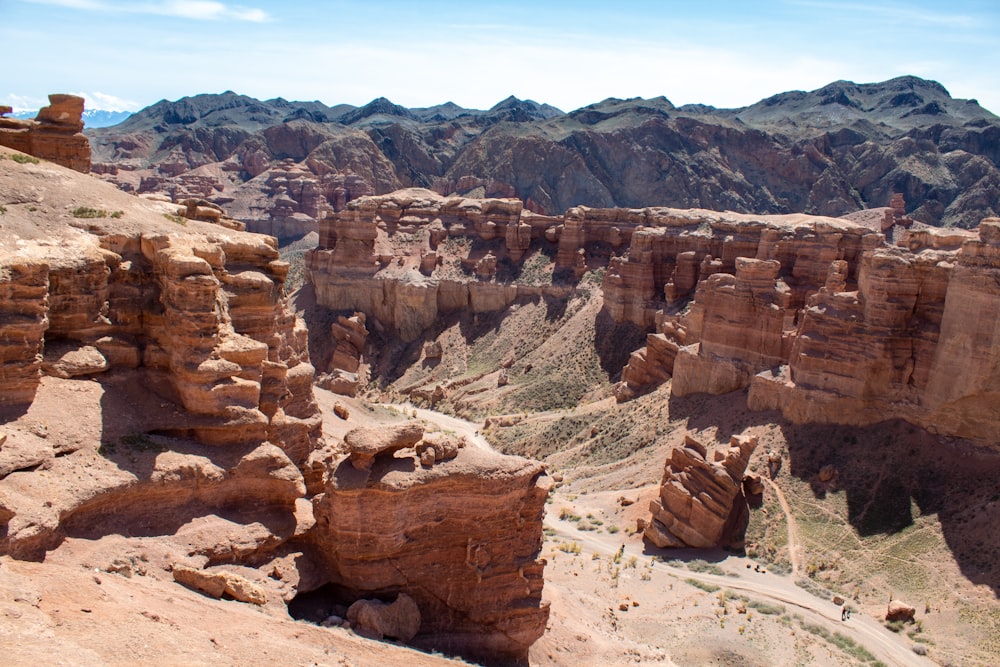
<box><xmin>88</xmin><ymin>75</ymin><xmax>1000</xmax><ymax>233</ymax></box>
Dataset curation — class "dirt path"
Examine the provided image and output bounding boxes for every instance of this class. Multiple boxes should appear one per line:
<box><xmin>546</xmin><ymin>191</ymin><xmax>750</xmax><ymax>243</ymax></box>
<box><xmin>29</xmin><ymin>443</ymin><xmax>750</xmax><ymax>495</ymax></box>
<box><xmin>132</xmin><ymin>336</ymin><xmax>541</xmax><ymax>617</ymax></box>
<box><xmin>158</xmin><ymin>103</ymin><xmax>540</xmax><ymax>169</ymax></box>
<box><xmin>402</xmin><ymin>405</ymin><xmax>933</xmax><ymax>667</ymax></box>
<box><xmin>543</xmin><ymin>507</ymin><xmax>932</xmax><ymax>667</ymax></box>
<box><xmin>765</xmin><ymin>477</ymin><xmax>802</xmax><ymax>577</ymax></box>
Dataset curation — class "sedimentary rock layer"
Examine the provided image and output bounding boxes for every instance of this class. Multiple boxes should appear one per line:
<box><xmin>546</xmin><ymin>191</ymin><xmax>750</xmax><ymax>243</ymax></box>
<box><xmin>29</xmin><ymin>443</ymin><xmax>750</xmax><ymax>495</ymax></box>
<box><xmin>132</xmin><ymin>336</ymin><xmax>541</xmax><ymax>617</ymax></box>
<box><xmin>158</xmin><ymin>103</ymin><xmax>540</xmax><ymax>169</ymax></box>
<box><xmin>0</xmin><ymin>94</ymin><xmax>91</xmax><ymax>172</ymax></box>
<box><xmin>644</xmin><ymin>434</ymin><xmax>758</xmax><ymax>549</ymax></box>
<box><xmin>311</xmin><ymin>445</ymin><xmax>551</xmax><ymax>665</ymax></box>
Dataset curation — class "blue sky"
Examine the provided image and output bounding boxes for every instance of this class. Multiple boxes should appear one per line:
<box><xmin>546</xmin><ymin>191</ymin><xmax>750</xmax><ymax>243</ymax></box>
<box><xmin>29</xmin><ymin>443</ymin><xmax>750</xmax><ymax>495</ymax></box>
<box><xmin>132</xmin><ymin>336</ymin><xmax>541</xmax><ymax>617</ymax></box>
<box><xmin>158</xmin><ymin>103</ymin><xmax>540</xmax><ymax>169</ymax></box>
<box><xmin>2</xmin><ymin>0</ymin><xmax>998</xmax><ymax>114</ymax></box>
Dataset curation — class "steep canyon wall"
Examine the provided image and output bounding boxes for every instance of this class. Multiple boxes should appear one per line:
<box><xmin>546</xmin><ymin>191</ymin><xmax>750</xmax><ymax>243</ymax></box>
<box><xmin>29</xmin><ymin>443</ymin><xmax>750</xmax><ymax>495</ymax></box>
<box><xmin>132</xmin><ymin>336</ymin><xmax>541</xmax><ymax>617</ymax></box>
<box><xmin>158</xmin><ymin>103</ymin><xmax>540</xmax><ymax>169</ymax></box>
<box><xmin>308</xmin><ymin>188</ymin><xmax>1000</xmax><ymax>446</ymax></box>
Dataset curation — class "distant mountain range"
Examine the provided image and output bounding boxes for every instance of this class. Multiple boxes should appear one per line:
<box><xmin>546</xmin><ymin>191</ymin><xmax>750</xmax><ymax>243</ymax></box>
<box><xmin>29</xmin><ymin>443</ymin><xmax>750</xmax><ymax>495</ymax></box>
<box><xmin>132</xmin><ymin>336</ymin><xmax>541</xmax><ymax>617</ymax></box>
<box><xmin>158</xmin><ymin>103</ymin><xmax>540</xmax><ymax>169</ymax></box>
<box><xmin>9</xmin><ymin>108</ymin><xmax>133</xmax><ymax>128</ymax></box>
<box><xmin>88</xmin><ymin>76</ymin><xmax>1000</xmax><ymax>229</ymax></box>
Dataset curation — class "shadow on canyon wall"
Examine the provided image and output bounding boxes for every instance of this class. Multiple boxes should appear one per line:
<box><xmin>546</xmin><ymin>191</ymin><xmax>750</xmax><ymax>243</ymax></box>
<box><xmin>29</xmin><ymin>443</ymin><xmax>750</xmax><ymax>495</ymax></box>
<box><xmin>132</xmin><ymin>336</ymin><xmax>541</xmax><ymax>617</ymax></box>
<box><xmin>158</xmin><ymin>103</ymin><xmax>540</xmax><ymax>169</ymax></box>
<box><xmin>670</xmin><ymin>391</ymin><xmax>1000</xmax><ymax>598</ymax></box>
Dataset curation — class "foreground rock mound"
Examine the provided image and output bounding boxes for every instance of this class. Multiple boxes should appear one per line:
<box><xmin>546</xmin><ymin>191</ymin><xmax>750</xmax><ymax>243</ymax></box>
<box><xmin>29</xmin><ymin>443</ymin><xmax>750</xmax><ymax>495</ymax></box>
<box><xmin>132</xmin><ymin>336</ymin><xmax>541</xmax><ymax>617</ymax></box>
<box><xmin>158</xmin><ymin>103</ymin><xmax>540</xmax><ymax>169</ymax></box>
<box><xmin>311</xmin><ymin>444</ymin><xmax>551</xmax><ymax>665</ymax></box>
<box><xmin>0</xmin><ymin>146</ymin><xmax>320</xmax><ymax>559</ymax></box>
<box><xmin>644</xmin><ymin>434</ymin><xmax>758</xmax><ymax>549</ymax></box>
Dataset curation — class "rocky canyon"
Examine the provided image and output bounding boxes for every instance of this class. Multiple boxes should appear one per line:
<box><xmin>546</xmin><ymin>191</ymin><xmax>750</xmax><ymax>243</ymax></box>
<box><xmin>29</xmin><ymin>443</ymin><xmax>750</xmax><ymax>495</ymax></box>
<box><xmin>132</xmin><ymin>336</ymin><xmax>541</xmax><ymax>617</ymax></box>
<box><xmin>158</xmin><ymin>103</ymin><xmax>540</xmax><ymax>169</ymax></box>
<box><xmin>2</xmin><ymin>82</ymin><xmax>1000</xmax><ymax>667</ymax></box>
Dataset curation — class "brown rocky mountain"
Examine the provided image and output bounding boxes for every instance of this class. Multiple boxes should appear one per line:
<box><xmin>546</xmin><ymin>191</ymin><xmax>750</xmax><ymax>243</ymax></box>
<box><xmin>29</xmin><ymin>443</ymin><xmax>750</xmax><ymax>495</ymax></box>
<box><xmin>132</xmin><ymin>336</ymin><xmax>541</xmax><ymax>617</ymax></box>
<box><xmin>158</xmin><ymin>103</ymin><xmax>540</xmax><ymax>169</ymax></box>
<box><xmin>89</xmin><ymin>76</ymin><xmax>1000</xmax><ymax>239</ymax></box>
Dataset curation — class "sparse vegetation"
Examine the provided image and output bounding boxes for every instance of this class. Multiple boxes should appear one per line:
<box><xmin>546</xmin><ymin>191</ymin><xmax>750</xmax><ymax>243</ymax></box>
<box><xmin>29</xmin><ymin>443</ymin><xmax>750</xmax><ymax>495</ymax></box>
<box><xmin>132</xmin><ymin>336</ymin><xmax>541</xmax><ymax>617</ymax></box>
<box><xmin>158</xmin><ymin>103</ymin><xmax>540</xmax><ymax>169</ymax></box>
<box><xmin>162</xmin><ymin>212</ymin><xmax>187</xmax><ymax>225</ymax></box>
<box><xmin>71</xmin><ymin>207</ymin><xmax>124</xmax><ymax>219</ymax></box>
<box><xmin>12</xmin><ymin>153</ymin><xmax>40</xmax><ymax>164</ymax></box>
<box><xmin>799</xmin><ymin>620</ymin><xmax>882</xmax><ymax>664</ymax></box>
<box><xmin>687</xmin><ymin>559</ymin><xmax>726</xmax><ymax>576</ymax></box>
<box><xmin>684</xmin><ymin>578</ymin><xmax>720</xmax><ymax>593</ymax></box>
<box><xmin>559</xmin><ymin>508</ymin><xmax>581</xmax><ymax>522</ymax></box>
<box><xmin>745</xmin><ymin>599</ymin><xmax>786</xmax><ymax>616</ymax></box>
<box><xmin>557</xmin><ymin>541</ymin><xmax>582</xmax><ymax>555</ymax></box>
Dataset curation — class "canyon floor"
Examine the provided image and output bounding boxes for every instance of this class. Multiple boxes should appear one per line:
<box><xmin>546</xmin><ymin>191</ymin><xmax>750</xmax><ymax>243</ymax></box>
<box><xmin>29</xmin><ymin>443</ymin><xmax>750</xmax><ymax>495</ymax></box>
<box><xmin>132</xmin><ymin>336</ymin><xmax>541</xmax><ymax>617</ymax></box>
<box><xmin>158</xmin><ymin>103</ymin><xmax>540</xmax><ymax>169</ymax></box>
<box><xmin>3</xmin><ymin>364</ymin><xmax>999</xmax><ymax>666</ymax></box>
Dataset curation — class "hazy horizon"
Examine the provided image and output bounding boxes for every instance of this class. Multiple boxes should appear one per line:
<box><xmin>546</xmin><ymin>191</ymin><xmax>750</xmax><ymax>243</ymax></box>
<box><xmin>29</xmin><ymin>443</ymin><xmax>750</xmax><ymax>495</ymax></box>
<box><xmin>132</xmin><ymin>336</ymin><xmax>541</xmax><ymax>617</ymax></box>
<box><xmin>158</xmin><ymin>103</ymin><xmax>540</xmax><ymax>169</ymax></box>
<box><xmin>3</xmin><ymin>0</ymin><xmax>999</xmax><ymax>115</ymax></box>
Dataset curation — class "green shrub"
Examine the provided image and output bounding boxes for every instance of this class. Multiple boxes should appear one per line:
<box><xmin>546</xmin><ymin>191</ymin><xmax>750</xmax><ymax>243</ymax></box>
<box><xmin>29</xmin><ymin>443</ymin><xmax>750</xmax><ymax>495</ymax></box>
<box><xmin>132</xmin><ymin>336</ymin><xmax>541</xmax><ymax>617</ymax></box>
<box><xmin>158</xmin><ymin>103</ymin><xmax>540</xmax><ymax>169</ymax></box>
<box><xmin>685</xmin><ymin>578</ymin><xmax>720</xmax><ymax>593</ymax></box>
<box><xmin>12</xmin><ymin>153</ymin><xmax>39</xmax><ymax>164</ymax></box>
<box><xmin>72</xmin><ymin>207</ymin><xmax>107</xmax><ymax>218</ymax></box>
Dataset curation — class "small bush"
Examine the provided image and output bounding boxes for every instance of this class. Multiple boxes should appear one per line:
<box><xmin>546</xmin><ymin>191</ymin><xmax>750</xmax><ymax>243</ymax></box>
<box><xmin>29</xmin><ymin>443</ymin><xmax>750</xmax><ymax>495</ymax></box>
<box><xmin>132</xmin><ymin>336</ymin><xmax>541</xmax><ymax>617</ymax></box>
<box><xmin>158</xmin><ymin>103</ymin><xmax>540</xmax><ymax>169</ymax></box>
<box><xmin>0</xmin><ymin>205</ymin><xmax>5</xmax><ymax>215</ymax></box>
<box><xmin>685</xmin><ymin>578</ymin><xmax>720</xmax><ymax>593</ymax></box>
<box><xmin>12</xmin><ymin>153</ymin><xmax>40</xmax><ymax>164</ymax></box>
<box><xmin>72</xmin><ymin>207</ymin><xmax>108</xmax><ymax>218</ymax></box>
<box><xmin>557</xmin><ymin>541</ymin><xmax>582</xmax><ymax>555</ymax></box>
<box><xmin>162</xmin><ymin>213</ymin><xmax>187</xmax><ymax>226</ymax></box>
<box><xmin>559</xmin><ymin>508</ymin><xmax>581</xmax><ymax>522</ymax></box>
<box><xmin>688</xmin><ymin>559</ymin><xmax>726</xmax><ymax>576</ymax></box>
<box><xmin>746</xmin><ymin>599</ymin><xmax>786</xmax><ymax>616</ymax></box>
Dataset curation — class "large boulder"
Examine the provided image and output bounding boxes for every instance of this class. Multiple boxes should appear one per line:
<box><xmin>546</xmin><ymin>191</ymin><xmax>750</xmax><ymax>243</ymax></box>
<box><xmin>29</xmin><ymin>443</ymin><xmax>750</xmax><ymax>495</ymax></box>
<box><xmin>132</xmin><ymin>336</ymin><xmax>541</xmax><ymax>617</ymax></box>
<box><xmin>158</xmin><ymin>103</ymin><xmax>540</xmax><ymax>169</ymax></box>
<box><xmin>347</xmin><ymin>593</ymin><xmax>421</xmax><ymax>641</ymax></box>
<box><xmin>344</xmin><ymin>422</ymin><xmax>424</xmax><ymax>471</ymax></box>
<box><xmin>644</xmin><ymin>434</ymin><xmax>758</xmax><ymax>549</ymax></box>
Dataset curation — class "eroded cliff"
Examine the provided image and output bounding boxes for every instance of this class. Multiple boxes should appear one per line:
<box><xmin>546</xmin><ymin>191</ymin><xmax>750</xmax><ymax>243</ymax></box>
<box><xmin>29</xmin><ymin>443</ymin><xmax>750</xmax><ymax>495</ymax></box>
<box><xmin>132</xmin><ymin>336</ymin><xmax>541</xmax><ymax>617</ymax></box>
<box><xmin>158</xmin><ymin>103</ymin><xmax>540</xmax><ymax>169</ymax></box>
<box><xmin>307</xmin><ymin>186</ymin><xmax>1000</xmax><ymax>447</ymax></box>
<box><xmin>0</xmin><ymin>147</ymin><xmax>551</xmax><ymax>665</ymax></box>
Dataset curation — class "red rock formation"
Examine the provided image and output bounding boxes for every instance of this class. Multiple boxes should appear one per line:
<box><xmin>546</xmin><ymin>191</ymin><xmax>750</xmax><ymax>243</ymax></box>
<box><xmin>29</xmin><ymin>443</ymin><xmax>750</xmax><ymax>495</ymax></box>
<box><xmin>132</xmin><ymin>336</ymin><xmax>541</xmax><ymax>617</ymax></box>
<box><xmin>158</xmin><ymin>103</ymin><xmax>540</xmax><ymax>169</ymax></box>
<box><xmin>1</xmin><ymin>147</ymin><xmax>553</xmax><ymax>665</ymax></box>
<box><xmin>306</xmin><ymin>188</ymin><xmax>572</xmax><ymax>342</ymax></box>
<box><xmin>319</xmin><ymin>312</ymin><xmax>368</xmax><ymax>396</ymax></box>
<box><xmin>644</xmin><ymin>434</ymin><xmax>758</xmax><ymax>549</ymax></box>
<box><xmin>305</xmin><ymin>188</ymin><xmax>1000</xmax><ymax>444</ymax></box>
<box><xmin>310</xmin><ymin>445</ymin><xmax>551</xmax><ymax>665</ymax></box>
<box><xmin>749</xmin><ymin>222</ymin><xmax>1000</xmax><ymax>443</ymax></box>
<box><xmin>0</xmin><ymin>94</ymin><xmax>91</xmax><ymax>172</ymax></box>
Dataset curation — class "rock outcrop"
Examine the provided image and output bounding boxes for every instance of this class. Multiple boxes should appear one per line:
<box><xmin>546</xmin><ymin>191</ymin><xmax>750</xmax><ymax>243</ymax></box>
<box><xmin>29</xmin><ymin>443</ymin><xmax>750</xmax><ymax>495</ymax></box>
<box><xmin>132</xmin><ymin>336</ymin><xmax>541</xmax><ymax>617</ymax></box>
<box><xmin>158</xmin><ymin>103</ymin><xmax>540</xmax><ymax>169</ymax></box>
<box><xmin>347</xmin><ymin>594</ymin><xmax>421</xmax><ymax>641</ymax></box>
<box><xmin>344</xmin><ymin>423</ymin><xmax>425</xmax><ymax>471</ymax></box>
<box><xmin>0</xmin><ymin>94</ymin><xmax>91</xmax><ymax>172</ymax></box>
<box><xmin>0</xmin><ymin>146</ymin><xmax>321</xmax><ymax>559</ymax></box>
<box><xmin>0</xmin><ymin>143</ymin><xmax>552</xmax><ymax>665</ymax></box>
<box><xmin>747</xmin><ymin>222</ymin><xmax>1000</xmax><ymax>443</ymax></box>
<box><xmin>644</xmin><ymin>434</ymin><xmax>758</xmax><ymax>549</ymax></box>
<box><xmin>311</xmin><ymin>444</ymin><xmax>551</xmax><ymax>665</ymax></box>
<box><xmin>306</xmin><ymin>188</ymin><xmax>572</xmax><ymax>342</ymax></box>
<box><xmin>319</xmin><ymin>312</ymin><xmax>368</xmax><ymax>396</ymax></box>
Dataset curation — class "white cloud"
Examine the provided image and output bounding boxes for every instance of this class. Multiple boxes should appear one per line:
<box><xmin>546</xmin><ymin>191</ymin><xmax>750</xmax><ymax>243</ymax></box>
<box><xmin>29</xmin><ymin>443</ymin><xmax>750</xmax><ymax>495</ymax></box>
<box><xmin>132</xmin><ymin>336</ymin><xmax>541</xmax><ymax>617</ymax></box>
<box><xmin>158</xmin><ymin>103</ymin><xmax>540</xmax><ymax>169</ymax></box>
<box><xmin>18</xmin><ymin>0</ymin><xmax>270</xmax><ymax>22</ymax></box>
<box><xmin>1</xmin><ymin>93</ymin><xmax>50</xmax><ymax>113</ymax></box>
<box><xmin>1</xmin><ymin>91</ymin><xmax>140</xmax><ymax>112</ymax></box>
<box><xmin>70</xmin><ymin>91</ymin><xmax>143</xmax><ymax>111</ymax></box>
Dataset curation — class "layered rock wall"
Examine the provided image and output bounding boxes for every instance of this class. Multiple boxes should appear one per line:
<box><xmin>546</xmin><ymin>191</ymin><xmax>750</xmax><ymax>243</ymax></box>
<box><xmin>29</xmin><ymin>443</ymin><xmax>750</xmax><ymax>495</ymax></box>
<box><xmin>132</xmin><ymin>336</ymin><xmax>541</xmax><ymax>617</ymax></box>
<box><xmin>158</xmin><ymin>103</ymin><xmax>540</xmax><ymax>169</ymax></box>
<box><xmin>307</xmin><ymin>187</ymin><xmax>1000</xmax><ymax>444</ymax></box>
<box><xmin>0</xmin><ymin>94</ymin><xmax>91</xmax><ymax>172</ymax></box>
<box><xmin>0</xmin><ymin>223</ymin><xmax>319</xmax><ymax>458</ymax></box>
<box><xmin>311</xmin><ymin>439</ymin><xmax>551</xmax><ymax>665</ymax></box>
<box><xmin>644</xmin><ymin>434</ymin><xmax>758</xmax><ymax>549</ymax></box>
<box><xmin>306</xmin><ymin>188</ymin><xmax>572</xmax><ymax>342</ymax></box>
<box><xmin>749</xmin><ymin>221</ymin><xmax>1000</xmax><ymax>442</ymax></box>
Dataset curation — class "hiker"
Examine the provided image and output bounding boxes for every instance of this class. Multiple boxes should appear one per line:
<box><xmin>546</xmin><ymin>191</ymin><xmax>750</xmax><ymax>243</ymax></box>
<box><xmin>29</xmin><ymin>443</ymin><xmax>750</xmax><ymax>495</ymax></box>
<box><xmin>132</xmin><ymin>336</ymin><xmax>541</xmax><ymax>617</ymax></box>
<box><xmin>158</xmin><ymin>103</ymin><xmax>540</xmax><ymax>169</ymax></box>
<box><xmin>842</xmin><ymin>607</ymin><xmax>847</xmax><ymax>621</ymax></box>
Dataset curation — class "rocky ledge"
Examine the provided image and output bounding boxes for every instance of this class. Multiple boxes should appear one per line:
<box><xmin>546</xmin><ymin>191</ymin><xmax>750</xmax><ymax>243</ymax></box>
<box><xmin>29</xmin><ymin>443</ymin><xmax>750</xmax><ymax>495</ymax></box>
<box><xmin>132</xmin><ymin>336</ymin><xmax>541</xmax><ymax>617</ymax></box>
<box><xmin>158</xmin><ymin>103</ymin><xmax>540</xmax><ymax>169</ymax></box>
<box><xmin>311</xmin><ymin>424</ymin><xmax>551</xmax><ymax>665</ymax></box>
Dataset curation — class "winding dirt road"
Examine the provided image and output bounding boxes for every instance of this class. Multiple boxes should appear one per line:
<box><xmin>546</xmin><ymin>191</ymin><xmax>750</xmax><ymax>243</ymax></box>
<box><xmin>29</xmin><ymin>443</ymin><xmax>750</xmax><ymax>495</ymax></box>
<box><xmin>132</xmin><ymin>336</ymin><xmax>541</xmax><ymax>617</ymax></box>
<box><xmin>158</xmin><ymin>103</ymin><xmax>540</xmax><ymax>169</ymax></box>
<box><xmin>405</xmin><ymin>405</ymin><xmax>933</xmax><ymax>667</ymax></box>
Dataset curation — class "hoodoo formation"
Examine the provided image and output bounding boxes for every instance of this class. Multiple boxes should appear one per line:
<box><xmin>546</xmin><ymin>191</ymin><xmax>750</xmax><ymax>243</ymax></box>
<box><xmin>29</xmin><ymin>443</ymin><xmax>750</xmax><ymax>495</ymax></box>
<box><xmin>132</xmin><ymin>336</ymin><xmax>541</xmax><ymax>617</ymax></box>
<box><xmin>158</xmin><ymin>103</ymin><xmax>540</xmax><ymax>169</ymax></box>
<box><xmin>308</xmin><ymin>187</ymin><xmax>1000</xmax><ymax>444</ymax></box>
<box><xmin>0</xmin><ymin>94</ymin><xmax>91</xmax><ymax>173</ymax></box>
